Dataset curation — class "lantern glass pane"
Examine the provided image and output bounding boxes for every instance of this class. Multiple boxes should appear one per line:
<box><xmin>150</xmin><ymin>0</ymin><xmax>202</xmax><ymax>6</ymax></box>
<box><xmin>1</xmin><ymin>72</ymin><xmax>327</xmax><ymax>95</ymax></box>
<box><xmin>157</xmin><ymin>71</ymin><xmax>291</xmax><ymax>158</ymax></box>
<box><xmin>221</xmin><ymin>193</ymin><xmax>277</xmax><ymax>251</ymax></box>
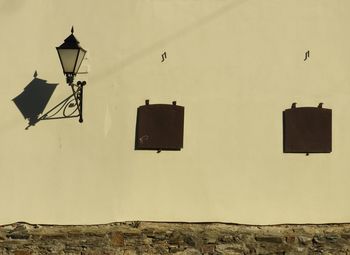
<box><xmin>57</xmin><ymin>49</ymin><xmax>79</xmax><ymax>73</ymax></box>
<box><xmin>74</xmin><ymin>49</ymin><xmax>86</xmax><ymax>74</ymax></box>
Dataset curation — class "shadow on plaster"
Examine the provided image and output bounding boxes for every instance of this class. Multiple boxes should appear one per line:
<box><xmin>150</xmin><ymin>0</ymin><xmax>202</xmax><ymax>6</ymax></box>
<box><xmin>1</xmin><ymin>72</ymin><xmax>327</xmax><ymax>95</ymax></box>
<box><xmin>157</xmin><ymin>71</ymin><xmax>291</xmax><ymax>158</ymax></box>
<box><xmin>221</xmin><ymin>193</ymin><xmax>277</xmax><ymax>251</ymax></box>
<box><xmin>12</xmin><ymin>71</ymin><xmax>81</xmax><ymax>129</ymax></box>
<box><xmin>13</xmin><ymin>71</ymin><xmax>58</xmax><ymax>128</ymax></box>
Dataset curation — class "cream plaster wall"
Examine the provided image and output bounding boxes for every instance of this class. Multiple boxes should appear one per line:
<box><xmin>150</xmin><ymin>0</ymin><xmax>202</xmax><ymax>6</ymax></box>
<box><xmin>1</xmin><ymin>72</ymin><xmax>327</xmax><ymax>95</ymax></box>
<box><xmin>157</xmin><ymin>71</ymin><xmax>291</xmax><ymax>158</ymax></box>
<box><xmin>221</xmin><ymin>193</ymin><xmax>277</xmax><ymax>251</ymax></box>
<box><xmin>0</xmin><ymin>0</ymin><xmax>350</xmax><ymax>225</ymax></box>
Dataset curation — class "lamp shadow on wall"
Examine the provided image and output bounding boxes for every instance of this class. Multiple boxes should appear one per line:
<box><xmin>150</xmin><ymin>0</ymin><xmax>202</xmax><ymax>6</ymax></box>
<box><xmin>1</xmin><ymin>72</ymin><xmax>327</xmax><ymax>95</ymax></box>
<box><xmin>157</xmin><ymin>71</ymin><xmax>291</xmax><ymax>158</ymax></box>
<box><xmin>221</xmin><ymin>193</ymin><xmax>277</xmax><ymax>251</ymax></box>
<box><xmin>12</xmin><ymin>71</ymin><xmax>80</xmax><ymax>129</ymax></box>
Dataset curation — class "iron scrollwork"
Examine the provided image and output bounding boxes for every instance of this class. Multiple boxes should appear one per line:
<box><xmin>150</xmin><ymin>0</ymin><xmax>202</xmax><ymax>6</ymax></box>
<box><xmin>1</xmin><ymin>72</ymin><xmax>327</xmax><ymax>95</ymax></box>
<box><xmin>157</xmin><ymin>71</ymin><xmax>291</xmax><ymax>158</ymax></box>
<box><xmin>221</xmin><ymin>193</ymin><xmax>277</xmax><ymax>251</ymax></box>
<box><xmin>25</xmin><ymin>81</ymin><xmax>86</xmax><ymax>129</ymax></box>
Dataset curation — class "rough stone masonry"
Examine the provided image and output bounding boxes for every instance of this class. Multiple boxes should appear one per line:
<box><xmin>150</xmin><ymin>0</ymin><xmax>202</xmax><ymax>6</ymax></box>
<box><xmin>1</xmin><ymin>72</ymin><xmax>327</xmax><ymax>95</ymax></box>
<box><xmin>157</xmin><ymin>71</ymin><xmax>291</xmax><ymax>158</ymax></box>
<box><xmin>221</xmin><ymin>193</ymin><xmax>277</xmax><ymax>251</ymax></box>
<box><xmin>1</xmin><ymin>221</ymin><xmax>350</xmax><ymax>254</ymax></box>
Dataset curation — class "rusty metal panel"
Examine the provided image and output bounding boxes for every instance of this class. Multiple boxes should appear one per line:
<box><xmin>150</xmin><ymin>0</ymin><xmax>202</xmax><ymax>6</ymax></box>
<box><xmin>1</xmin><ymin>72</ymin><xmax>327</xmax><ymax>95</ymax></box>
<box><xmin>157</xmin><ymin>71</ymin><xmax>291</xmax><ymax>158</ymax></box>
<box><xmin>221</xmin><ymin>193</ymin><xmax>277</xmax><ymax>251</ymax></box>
<box><xmin>135</xmin><ymin>101</ymin><xmax>184</xmax><ymax>151</ymax></box>
<box><xmin>283</xmin><ymin>104</ymin><xmax>332</xmax><ymax>154</ymax></box>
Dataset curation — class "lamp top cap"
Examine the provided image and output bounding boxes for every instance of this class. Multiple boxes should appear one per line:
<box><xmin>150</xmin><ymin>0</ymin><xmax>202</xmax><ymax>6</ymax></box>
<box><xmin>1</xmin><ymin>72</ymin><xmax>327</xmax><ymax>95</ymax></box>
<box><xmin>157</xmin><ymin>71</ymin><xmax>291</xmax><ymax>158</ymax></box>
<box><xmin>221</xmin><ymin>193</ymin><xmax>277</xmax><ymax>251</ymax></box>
<box><xmin>57</xmin><ymin>26</ymin><xmax>86</xmax><ymax>51</ymax></box>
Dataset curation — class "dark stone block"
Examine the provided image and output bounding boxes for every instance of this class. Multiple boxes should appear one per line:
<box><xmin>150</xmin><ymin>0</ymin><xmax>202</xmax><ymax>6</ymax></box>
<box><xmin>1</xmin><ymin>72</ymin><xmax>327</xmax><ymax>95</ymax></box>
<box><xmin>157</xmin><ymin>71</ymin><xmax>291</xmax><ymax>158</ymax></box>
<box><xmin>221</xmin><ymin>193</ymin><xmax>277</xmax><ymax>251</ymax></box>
<box><xmin>109</xmin><ymin>232</ymin><xmax>124</xmax><ymax>247</ymax></box>
<box><xmin>200</xmin><ymin>244</ymin><xmax>216</xmax><ymax>253</ymax></box>
<box><xmin>6</xmin><ymin>233</ymin><xmax>30</xmax><ymax>240</ymax></box>
<box><xmin>255</xmin><ymin>236</ymin><xmax>284</xmax><ymax>243</ymax></box>
<box><xmin>169</xmin><ymin>231</ymin><xmax>184</xmax><ymax>245</ymax></box>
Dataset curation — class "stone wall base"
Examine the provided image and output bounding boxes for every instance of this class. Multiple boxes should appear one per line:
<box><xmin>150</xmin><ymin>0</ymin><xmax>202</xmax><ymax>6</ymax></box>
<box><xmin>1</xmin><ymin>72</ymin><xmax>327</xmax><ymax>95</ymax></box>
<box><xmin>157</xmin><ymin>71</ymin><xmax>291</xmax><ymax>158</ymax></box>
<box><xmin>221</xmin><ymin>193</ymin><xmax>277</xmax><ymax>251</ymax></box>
<box><xmin>1</xmin><ymin>222</ymin><xmax>350</xmax><ymax>254</ymax></box>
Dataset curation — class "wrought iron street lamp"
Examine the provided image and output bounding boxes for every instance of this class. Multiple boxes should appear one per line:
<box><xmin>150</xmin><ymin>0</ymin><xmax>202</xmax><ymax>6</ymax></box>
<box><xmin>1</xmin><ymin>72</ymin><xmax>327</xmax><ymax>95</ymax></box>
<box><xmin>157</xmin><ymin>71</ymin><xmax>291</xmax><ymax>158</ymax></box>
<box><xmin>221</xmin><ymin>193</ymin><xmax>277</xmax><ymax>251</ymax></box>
<box><xmin>56</xmin><ymin>27</ymin><xmax>87</xmax><ymax>123</ymax></box>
